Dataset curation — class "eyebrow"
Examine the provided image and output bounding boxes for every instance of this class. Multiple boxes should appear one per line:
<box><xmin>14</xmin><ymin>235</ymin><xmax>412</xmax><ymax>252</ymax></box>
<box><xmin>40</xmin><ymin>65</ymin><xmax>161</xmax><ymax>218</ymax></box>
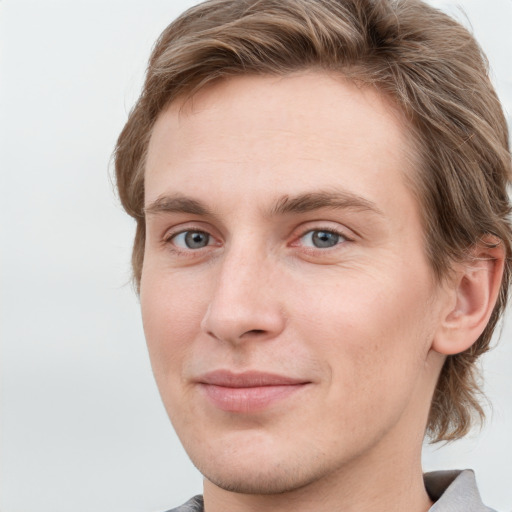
<box><xmin>144</xmin><ymin>190</ymin><xmax>383</xmax><ymax>218</ymax></box>
<box><xmin>269</xmin><ymin>190</ymin><xmax>383</xmax><ymax>217</ymax></box>
<box><xmin>144</xmin><ymin>194</ymin><xmax>212</xmax><ymax>216</ymax></box>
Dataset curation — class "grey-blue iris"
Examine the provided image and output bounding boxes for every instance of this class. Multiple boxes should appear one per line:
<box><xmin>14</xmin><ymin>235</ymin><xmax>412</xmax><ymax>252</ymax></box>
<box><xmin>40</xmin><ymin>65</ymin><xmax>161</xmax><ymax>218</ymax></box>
<box><xmin>312</xmin><ymin>231</ymin><xmax>339</xmax><ymax>248</ymax></box>
<box><xmin>185</xmin><ymin>231</ymin><xmax>209</xmax><ymax>249</ymax></box>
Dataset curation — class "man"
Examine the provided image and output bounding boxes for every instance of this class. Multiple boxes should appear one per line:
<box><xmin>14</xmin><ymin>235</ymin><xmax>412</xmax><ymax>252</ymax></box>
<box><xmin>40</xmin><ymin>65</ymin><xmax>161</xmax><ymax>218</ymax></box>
<box><xmin>114</xmin><ymin>0</ymin><xmax>511</xmax><ymax>510</ymax></box>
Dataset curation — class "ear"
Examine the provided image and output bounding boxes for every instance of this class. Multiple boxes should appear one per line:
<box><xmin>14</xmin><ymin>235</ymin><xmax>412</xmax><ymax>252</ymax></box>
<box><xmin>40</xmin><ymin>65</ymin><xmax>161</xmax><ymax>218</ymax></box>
<box><xmin>432</xmin><ymin>237</ymin><xmax>505</xmax><ymax>356</ymax></box>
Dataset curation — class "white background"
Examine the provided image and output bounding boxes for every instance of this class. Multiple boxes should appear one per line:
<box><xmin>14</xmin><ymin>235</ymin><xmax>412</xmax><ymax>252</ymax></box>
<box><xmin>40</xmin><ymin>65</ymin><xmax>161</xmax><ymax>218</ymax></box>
<box><xmin>1</xmin><ymin>1</ymin><xmax>511</xmax><ymax>511</ymax></box>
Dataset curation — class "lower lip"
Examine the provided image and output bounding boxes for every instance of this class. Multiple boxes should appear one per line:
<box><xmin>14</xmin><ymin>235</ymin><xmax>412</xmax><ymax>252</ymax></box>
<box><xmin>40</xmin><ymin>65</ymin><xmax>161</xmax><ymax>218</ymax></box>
<box><xmin>199</xmin><ymin>383</ymin><xmax>307</xmax><ymax>413</ymax></box>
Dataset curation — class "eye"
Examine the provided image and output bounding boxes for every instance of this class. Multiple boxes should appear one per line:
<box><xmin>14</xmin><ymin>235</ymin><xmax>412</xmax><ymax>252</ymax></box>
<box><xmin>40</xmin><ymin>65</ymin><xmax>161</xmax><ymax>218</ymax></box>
<box><xmin>171</xmin><ymin>230</ymin><xmax>212</xmax><ymax>249</ymax></box>
<box><xmin>299</xmin><ymin>229</ymin><xmax>346</xmax><ymax>249</ymax></box>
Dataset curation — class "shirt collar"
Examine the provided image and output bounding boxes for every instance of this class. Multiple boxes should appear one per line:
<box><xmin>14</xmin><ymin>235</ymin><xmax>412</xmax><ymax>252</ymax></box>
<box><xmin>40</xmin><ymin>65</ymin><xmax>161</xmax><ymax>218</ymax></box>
<box><xmin>424</xmin><ymin>469</ymin><xmax>495</xmax><ymax>511</ymax></box>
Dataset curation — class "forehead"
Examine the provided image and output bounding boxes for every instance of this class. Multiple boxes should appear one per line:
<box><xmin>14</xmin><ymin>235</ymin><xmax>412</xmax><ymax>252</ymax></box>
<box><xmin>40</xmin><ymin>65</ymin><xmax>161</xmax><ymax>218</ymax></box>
<box><xmin>145</xmin><ymin>72</ymin><xmax>418</xmax><ymax>220</ymax></box>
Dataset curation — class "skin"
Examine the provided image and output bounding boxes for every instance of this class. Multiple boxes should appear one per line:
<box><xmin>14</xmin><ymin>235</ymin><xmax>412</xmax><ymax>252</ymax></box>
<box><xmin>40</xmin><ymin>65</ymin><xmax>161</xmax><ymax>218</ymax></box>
<box><xmin>140</xmin><ymin>72</ymin><xmax>492</xmax><ymax>512</ymax></box>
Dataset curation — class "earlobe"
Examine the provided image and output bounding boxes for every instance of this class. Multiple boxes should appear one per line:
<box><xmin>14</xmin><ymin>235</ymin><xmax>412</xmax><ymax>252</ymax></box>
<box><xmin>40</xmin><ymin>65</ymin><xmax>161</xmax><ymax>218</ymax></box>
<box><xmin>432</xmin><ymin>237</ymin><xmax>505</xmax><ymax>356</ymax></box>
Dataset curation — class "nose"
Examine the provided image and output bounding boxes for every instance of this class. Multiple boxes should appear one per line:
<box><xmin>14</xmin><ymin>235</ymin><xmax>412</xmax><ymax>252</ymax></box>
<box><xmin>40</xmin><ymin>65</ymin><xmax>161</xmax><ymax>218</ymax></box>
<box><xmin>200</xmin><ymin>246</ymin><xmax>286</xmax><ymax>345</ymax></box>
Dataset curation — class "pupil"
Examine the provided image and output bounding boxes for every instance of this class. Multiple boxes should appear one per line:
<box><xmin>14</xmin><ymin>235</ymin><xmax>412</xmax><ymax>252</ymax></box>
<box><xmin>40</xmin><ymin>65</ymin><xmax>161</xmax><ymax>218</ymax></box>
<box><xmin>312</xmin><ymin>231</ymin><xmax>339</xmax><ymax>248</ymax></box>
<box><xmin>185</xmin><ymin>231</ymin><xmax>209</xmax><ymax>249</ymax></box>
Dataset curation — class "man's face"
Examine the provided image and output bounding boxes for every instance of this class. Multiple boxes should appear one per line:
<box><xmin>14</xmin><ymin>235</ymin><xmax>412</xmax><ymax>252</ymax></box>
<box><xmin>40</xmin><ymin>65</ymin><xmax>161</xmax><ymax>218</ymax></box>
<box><xmin>141</xmin><ymin>73</ymin><xmax>447</xmax><ymax>494</ymax></box>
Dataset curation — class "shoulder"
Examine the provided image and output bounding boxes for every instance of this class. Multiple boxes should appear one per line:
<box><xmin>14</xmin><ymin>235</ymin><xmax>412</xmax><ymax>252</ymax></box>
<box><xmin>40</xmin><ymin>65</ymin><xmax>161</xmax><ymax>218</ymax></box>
<box><xmin>163</xmin><ymin>495</ymin><xmax>204</xmax><ymax>512</ymax></box>
<box><xmin>425</xmin><ymin>470</ymin><xmax>497</xmax><ymax>512</ymax></box>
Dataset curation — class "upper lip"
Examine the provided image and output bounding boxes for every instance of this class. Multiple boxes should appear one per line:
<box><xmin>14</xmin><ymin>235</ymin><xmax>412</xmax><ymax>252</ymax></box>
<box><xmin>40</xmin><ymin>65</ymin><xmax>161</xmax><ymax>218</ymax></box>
<box><xmin>197</xmin><ymin>370</ymin><xmax>310</xmax><ymax>388</ymax></box>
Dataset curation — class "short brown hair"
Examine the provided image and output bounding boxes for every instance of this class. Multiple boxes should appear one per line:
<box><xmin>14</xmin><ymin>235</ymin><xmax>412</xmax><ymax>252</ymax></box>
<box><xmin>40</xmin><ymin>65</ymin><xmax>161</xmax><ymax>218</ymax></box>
<box><xmin>114</xmin><ymin>0</ymin><xmax>512</xmax><ymax>442</ymax></box>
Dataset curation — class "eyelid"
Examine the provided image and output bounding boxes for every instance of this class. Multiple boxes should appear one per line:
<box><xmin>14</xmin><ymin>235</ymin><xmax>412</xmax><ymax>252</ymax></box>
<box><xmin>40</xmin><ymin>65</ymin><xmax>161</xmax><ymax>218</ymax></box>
<box><xmin>170</xmin><ymin>230</ymin><xmax>213</xmax><ymax>249</ymax></box>
<box><xmin>163</xmin><ymin>221</ymin><xmax>220</xmax><ymax>241</ymax></box>
<box><xmin>301</xmin><ymin>229</ymin><xmax>345</xmax><ymax>247</ymax></box>
<box><xmin>162</xmin><ymin>223</ymin><xmax>223</xmax><ymax>254</ymax></box>
<box><xmin>289</xmin><ymin>222</ymin><xmax>355</xmax><ymax>248</ymax></box>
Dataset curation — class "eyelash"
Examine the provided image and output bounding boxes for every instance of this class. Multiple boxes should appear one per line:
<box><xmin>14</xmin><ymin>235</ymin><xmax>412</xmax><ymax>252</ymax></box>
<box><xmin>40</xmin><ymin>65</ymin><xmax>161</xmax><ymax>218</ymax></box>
<box><xmin>293</xmin><ymin>227</ymin><xmax>350</xmax><ymax>250</ymax></box>
<box><xmin>163</xmin><ymin>229</ymin><xmax>217</xmax><ymax>258</ymax></box>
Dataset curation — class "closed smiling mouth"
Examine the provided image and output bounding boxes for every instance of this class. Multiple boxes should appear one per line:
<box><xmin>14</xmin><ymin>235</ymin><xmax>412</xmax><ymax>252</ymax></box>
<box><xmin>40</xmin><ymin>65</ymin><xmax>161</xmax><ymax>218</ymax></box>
<box><xmin>196</xmin><ymin>370</ymin><xmax>311</xmax><ymax>412</ymax></box>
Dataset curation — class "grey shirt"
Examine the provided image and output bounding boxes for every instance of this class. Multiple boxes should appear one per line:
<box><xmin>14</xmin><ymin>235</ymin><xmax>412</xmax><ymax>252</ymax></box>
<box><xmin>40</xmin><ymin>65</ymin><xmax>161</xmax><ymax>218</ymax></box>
<box><xmin>165</xmin><ymin>470</ymin><xmax>496</xmax><ymax>512</ymax></box>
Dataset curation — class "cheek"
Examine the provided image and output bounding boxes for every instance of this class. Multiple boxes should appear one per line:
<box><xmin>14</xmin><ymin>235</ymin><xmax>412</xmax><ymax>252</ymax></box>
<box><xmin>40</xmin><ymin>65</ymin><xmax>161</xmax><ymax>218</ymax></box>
<box><xmin>140</xmin><ymin>269</ymin><xmax>207</xmax><ymax>379</ymax></box>
<box><xmin>297</xmin><ymin>270</ymin><xmax>435</xmax><ymax>403</ymax></box>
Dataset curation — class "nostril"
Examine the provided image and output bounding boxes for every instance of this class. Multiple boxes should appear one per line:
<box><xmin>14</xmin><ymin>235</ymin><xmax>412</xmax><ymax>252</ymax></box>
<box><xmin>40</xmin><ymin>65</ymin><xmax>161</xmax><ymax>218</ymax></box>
<box><xmin>244</xmin><ymin>329</ymin><xmax>266</xmax><ymax>336</ymax></box>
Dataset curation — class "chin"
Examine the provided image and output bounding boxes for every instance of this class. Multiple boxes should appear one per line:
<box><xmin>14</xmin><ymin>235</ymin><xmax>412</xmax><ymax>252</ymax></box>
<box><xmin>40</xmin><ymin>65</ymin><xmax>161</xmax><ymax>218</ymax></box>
<box><xmin>184</xmin><ymin>430</ymin><xmax>340</xmax><ymax>496</ymax></box>
<box><xmin>198</xmin><ymin>458</ymin><xmax>324</xmax><ymax>495</ymax></box>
